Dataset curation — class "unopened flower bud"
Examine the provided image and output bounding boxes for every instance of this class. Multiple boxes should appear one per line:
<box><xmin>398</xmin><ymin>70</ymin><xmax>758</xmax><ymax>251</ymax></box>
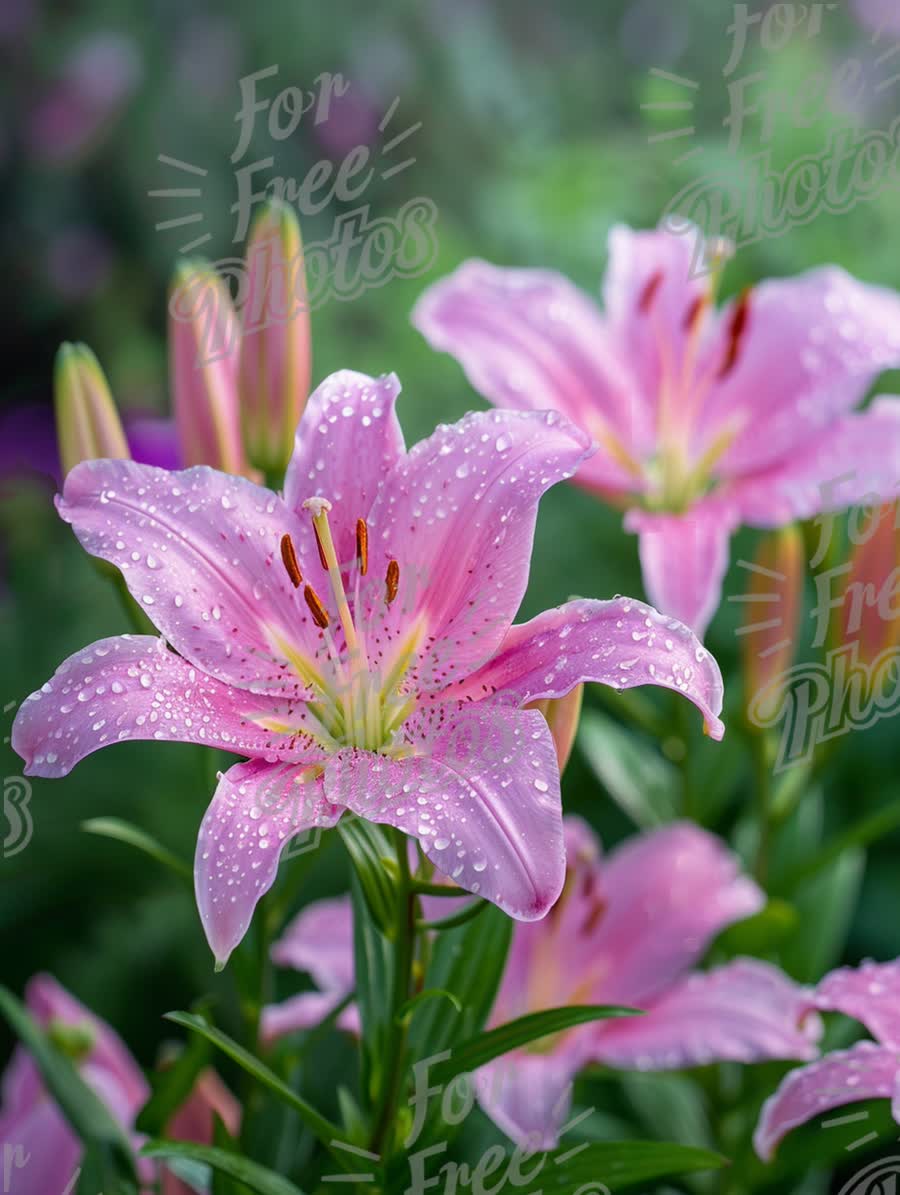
<box><xmin>840</xmin><ymin>503</ymin><xmax>900</xmax><ymax>667</ymax></box>
<box><xmin>54</xmin><ymin>341</ymin><xmax>130</xmax><ymax>476</ymax></box>
<box><xmin>239</xmin><ymin>200</ymin><xmax>311</xmax><ymax>475</ymax></box>
<box><xmin>741</xmin><ymin>525</ymin><xmax>804</xmax><ymax>721</ymax></box>
<box><xmin>169</xmin><ymin>260</ymin><xmax>245</xmax><ymax>473</ymax></box>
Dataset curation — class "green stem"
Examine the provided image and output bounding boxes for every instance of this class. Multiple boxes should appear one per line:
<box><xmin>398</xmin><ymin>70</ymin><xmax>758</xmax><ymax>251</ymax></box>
<box><xmin>370</xmin><ymin>830</ymin><xmax>417</xmax><ymax>1157</ymax></box>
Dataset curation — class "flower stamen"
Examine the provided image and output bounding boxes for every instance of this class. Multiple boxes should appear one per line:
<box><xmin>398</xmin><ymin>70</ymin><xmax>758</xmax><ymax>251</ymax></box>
<box><xmin>356</xmin><ymin>518</ymin><xmax>369</xmax><ymax>576</ymax></box>
<box><xmin>386</xmin><ymin>559</ymin><xmax>400</xmax><ymax>606</ymax></box>
<box><xmin>280</xmin><ymin>533</ymin><xmax>303</xmax><ymax>588</ymax></box>
<box><xmin>304</xmin><ymin>584</ymin><xmax>330</xmax><ymax>629</ymax></box>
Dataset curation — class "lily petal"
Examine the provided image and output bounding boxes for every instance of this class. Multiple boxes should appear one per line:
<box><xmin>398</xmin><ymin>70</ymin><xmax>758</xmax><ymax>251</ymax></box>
<box><xmin>12</xmin><ymin>635</ymin><xmax>328</xmax><ymax>779</ymax></box>
<box><xmin>271</xmin><ymin>895</ymin><xmax>355</xmax><ymax>994</ymax></box>
<box><xmin>365</xmin><ymin>408</ymin><xmax>593</xmax><ymax>691</ymax></box>
<box><xmin>474</xmin><ymin>1051</ymin><xmax>583</xmax><ymax>1150</ymax></box>
<box><xmin>283</xmin><ymin>370</ymin><xmax>406</xmax><ymax>565</ymax></box>
<box><xmin>325</xmin><ymin>704</ymin><xmax>564</xmax><ymax>920</ymax></box>
<box><xmin>595</xmin><ymin>959</ymin><xmax>819</xmax><ymax>1071</ymax></box>
<box><xmin>589</xmin><ymin>824</ymin><xmax>763</xmax><ymax>1005</ymax></box>
<box><xmin>708</xmin><ymin>267</ymin><xmax>900</xmax><ymax>478</ymax></box>
<box><xmin>261</xmin><ymin>992</ymin><xmax>360</xmax><ymax>1044</ymax></box>
<box><xmin>58</xmin><ymin>459</ymin><xmax>323</xmax><ymax>695</ymax></box>
<box><xmin>447</xmin><ymin>596</ymin><xmax>725</xmax><ymax>740</ymax></box>
<box><xmin>722</xmin><ymin>401</ymin><xmax>900</xmax><ymax>526</ymax></box>
<box><xmin>753</xmin><ymin>1040</ymin><xmax>900</xmax><ymax>1161</ymax></box>
<box><xmin>413</xmin><ymin>260</ymin><xmax>646</xmax><ymax>491</ymax></box>
<box><xmin>816</xmin><ymin>960</ymin><xmax>900</xmax><ymax>1048</ymax></box>
<box><xmin>625</xmin><ymin>507</ymin><xmax>737</xmax><ymax>639</ymax></box>
<box><xmin>195</xmin><ymin>759</ymin><xmax>342</xmax><ymax>967</ymax></box>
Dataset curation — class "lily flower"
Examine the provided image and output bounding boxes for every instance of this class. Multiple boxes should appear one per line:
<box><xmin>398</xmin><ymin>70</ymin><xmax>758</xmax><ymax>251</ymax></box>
<box><xmin>260</xmin><ymin>819</ymin><xmax>818</xmax><ymax>1148</ymax></box>
<box><xmin>413</xmin><ymin>224</ymin><xmax>900</xmax><ymax>635</ymax></box>
<box><xmin>12</xmin><ymin>371</ymin><xmax>724</xmax><ymax>967</ymax></box>
<box><xmin>0</xmin><ymin>974</ymin><xmax>239</xmax><ymax>1194</ymax></box>
<box><xmin>755</xmin><ymin>959</ymin><xmax>900</xmax><ymax>1160</ymax></box>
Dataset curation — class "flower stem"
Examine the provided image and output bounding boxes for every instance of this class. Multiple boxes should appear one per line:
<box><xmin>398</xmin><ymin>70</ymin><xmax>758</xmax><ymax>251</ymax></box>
<box><xmin>370</xmin><ymin>829</ymin><xmax>417</xmax><ymax>1157</ymax></box>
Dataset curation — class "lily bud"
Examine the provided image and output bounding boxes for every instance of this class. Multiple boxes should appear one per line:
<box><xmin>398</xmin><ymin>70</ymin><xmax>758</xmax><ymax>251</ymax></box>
<box><xmin>840</xmin><ymin>503</ymin><xmax>900</xmax><ymax>666</ymax></box>
<box><xmin>741</xmin><ymin>525</ymin><xmax>804</xmax><ymax>721</ymax></box>
<box><xmin>54</xmin><ymin>342</ymin><xmax>130</xmax><ymax>476</ymax></box>
<box><xmin>168</xmin><ymin>260</ymin><xmax>245</xmax><ymax>473</ymax></box>
<box><xmin>239</xmin><ymin>200</ymin><xmax>311</xmax><ymax>475</ymax></box>
<box><xmin>529</xmin><ymin>684</ymin><xmax>583</xmax><ymax>775</ymax></box>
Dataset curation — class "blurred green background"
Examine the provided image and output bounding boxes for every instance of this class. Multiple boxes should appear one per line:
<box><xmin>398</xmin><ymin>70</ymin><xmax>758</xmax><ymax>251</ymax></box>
<box><xmin>3</xmin><ymin>1</ymin><xmax>900</xmax><ymax>1188</ymax></box>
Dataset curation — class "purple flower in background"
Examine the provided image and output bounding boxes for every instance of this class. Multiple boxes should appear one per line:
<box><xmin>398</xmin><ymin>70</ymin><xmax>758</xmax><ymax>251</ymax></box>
<box><xmin>12</xmin><ymin>370</ymin><xmax>724</xmax><ymax>967</ymax></box>
<box><xmin>851</xmin><ymin>0</ymin><xmax>900</xmax><ymax>38</ymax></box>
<box><xmin>26</xmin><ymin>32</ymin><xmax>141</xmax><ymax>165</ymax></box>
<box><xmin>755</xmin><ymin>959</ymin><xmax>900</xmax><ymax>1159</ymax></box>
<box><xmin>257</xmin><ymin>819</ymin><xmax>818</xmax><ymax>1148</ymax></box>
<box><xmin>414</xmin><ymin>224</ymin><xmax>900</xmax><ymax>635</ymax></box>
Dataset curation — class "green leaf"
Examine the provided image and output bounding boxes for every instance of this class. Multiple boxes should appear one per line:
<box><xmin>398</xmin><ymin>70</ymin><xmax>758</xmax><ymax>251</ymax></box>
<box><xmin>397</xmin><ymin>987</ymin><xmax>463</xmax><ymax>1023</ymax></box>
<box><xmin>142</xmin><ymin>1142</ymin><xmax>305</xmax><ymax>1195</ymax></box>
<box><xmin>409</xmin><ymin>901</ymin><xmax>512</xmax><ymax>1061</ymax></box>
<box><xmin>76</xmin><ymin>1145</ymin><xmax>138</xmax><ymax>1195</ymax></box>
<box><xmin>0</xmin><ymin>986</ymin><xmax>137</xmax><ymax>1185</ymax></box>
<box><xmin>455</xmin><ymin>1140</ymin><xmax>727</xmax><ymax>1194</ymax></box>
<box><xmin>418</xmin><ymin>897</ymin><xmax>488</xmax><ymax>932</ymax></box>
<box><xmin>350</xmin><ymin>870</ymin><xmax>394</xmax><ymax>1106</ymax></box>
<box><xmin>135</xmin><ymin>1033</ymin><xmax>210</xmax><ymax>1135</ymax></box>
<box><xmin>81</xmin><ymin>817</ymin><xmax>192</xmax><ymax>883</ymax></box>
<box><xmin>427</xmin><ymin>1004</ymin><xmax>639</xmax><ymax>1087</ymax></box>
<box><xmin>782</xmin><ymin>847</ymin><xmax>864</xmax><ymax>983</ymax></box>
<box><xmin>715</xmin><ymin>899</ymin><xmax>798</xmax><ymax>957</ymax></box>
<box><xmin>579</xmin><ymin>710</ymin><xmax>677</xmax><ymax>827</ymax></box>
<box><xmin>622</xmin><ymin>1073</ymin><xmax>716</xmax><ymax>1172</ymax></box>
<box><xmin>339</xmin><ymin>818</ymin><xmax>396</xmax><ymax>935</ymax></box>
<box><xmin>777</xmin><ymin>800</ymin><xmax>900</xmax><ymax>895</ymax></box>
<box><xmin>163</xmin><ymin>1012</ymin><xmax>350</xmax><ymax>1168</ymax></box>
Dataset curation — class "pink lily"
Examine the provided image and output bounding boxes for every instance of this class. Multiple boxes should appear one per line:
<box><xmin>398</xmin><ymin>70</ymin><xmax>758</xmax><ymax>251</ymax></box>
<box><xmin>755</xmin><ymin>959</ymin><xmax>900</xmax><ymax>1160</ymax></box>
<box><xmin>0</xmin><ymin>975</ymin><xmax>239</xmax><ymax>1194</ymax></box>
<box><xmin>261</xmin><ymin>896</ymin><xmax>360</xmax><ymax>1044</ymax></box>
<box><xmin>413</xmin><ymin>224</ymin><xmax>900</xmax><ymax>635</ymax></box>
<box><xmin>12</xmin><ymin>370</ymin><xmax>725</xmax><ymax>967</ymax></box>
<box><xmin>260</xmin><ymin>819</ymin><xmax>818</xmax><ymax>1148</ymax></box>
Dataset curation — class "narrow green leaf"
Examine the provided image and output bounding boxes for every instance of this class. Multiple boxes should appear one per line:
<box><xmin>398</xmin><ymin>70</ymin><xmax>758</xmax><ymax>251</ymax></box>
<box><xmin>135</xmin><ymin>1033</ymin><xmax>210</xmax><ymax>1135</ymax></box>
<box><xmin>350</xmin><ymin>871</ymin><xmax>394</xmax><ymax>1106</ymax></box>
<box><xmin>489</xmin><ymin>1140</ymin><xmax>728</xmax><ymax>1194</ymax></box>
<box><xmin>579</xmin><ymin>710</ymin><xmax>677</xmax><ymax>827</ymax></box>
<box><xmin>142</xmin><ymin>1142</ymin><xmax>305</xmax><ymax>1195</ymax></box>
<box><xmin>427</xmin><ymin>1004</ymin><xmax>639</xmax><ymax>1086</ymax></box>
<box><xmin>418</xmin><ymin>898</ymin><xmax>488</xmax><ymax>932</ymax></box>
<box><xmin>0</xmin><ymin>986</ymin><xmax>136</xmax><ymax>1183</ymax></box>
<box><xmin>163</xmin><ymin>1012</ymin><xmax>350</xmax><ymax>1168</ymax></box>
<box><xmin>397</xmin><ymin>987</ymin><xmax>462</xmax><ymax>1024</ymax></box>
<box><xmin>81</xmin><ymin>817</ymin><xmax>191</xmax><ymax>883</ymax></box>
<box><xmin>408</xmin><ymin>902</ymin><xmax>511</xmax><ymax>1060</ymax></box>
<box><xmin>339</xmin><ymin>819</ymin><xmax>395</xmax><ymax>935</ymax></box>
<box><xmin>778</xmin><ymin>800</ymin><xmax>900</xmax><ymax>894</ymax></box>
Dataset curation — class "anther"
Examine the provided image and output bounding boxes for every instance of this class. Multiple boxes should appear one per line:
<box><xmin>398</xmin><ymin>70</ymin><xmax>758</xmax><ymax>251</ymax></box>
<box><xmin>385</xmin><ymin>559</ymin><xmax>400</xmax><ymax>605</ymax></box>
<box><xmin>280</xmin><ymin>533</ymin><xmax>302</xmax><ymax>588</ymax></box>
<box><xmin>638</xmin><ymin>270</ymin><xmax>664</xmax><ymax>314</ymax></box>
<box><xmin>356</xmin><ymin>518</ymin><xmax>369</xmax><ymax>576</ymax></box>
<box><xmin>718</xmin><ymin>287</ymin><xmax>751</xmax><ymax>379</ymax></box>
<box><xmin>304</xmin><ymin>584</ymin><xmax>330</xmax><ymax>629</ymax></box>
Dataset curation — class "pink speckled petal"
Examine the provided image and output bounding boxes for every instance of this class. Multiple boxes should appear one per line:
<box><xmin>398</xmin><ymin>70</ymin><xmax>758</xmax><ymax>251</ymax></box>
<box><xmin>447</xmin><ymin>596</ymin><xmax>724</xmax><ymax>740</ymax></box>
<box><xmin>365</xmin><ymin>408</ymin><xmax>593</xmax><ymax>691</ymax></box>
<box><xmin>12</xmin><ymin>635</ymin><xmax>327</xmax><ymax>779</ymax></box>
<box><xmin>753</xmin><ymin>1040</ymin><xmax>900</xmax><ymax>1161</ymax></box>
<box><xmin>57</xmin><ymin>459</ymin><xmax>324</xmax><ymax>695</ymax></box>
<box><xmin>325</xmin><ymin>704</ymin><xmax>564</xmax><ymax>920</ymax></box>
<box><xmin>594</xmin><ymin>959</ymin><xmax>819</xmax><ymax>1071</ymax></box>
<box><xmin>283</xmin><ymin>370</ymin><xmax>406</xmax><ymax>565</ymax></box>
<box><xmin>816</xmin><ymin>960</ymin><xmax>900</xmax><ymax>1048</ymax></box>
<box><xmin>195</xmin><ymin>759</ymin><xmax>343</xmax><ymax>967</ymax></box>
